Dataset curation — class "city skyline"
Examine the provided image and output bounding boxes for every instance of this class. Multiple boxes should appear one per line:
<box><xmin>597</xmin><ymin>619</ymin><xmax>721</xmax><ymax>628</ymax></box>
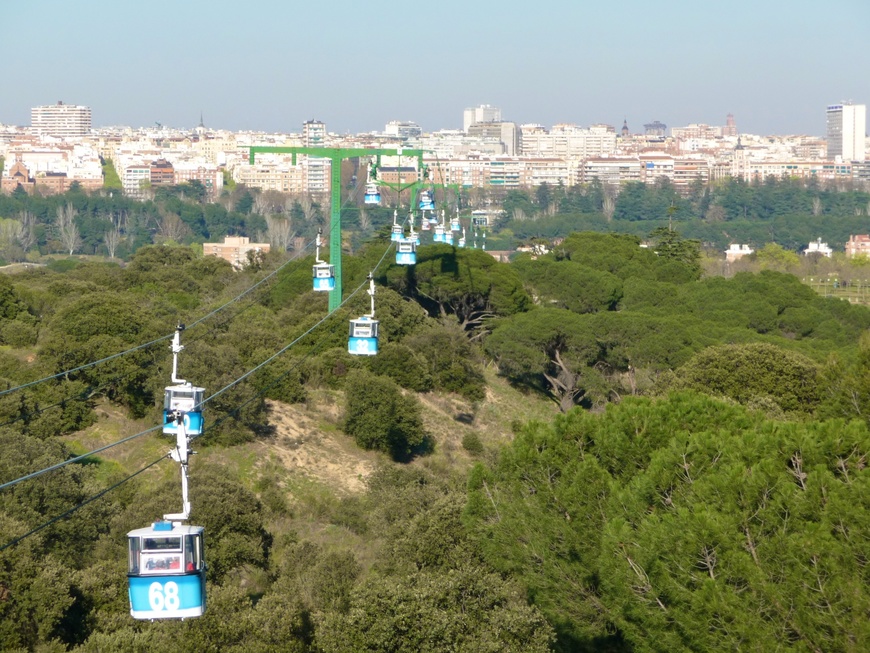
<box><xmin>3</xmin><ymin>0</ymin><xmax>868</xmax><ymax>137</ymax></box>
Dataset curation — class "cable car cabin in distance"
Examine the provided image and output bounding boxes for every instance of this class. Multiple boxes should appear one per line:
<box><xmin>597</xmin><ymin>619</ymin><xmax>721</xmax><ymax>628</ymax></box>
<box><xmin>364</xmin><ymin>182</ymin><xmax>381</xmax><ymax>205</ymax></box>
<box><xmin>163</xmin><ymin>384</ymin><xmax>204</xmax><ymax>436</ymax></box>
<box><xmin>128</xmin><ymin>521</ymin><xmax>206</xmax><ymax>620</ymax></box>
<box><xmin>348</xmin><ymin>316</ymin><xmax>379</xmax><ymax>356</ymax></box>
<box><xmin>395</xmin><ymin>239</ymin><xmax>417</xmax><ymax>265</ymax></box>
<box><xmin>433</xmin><ymin>225</ymin><xmax>450</xmax><ymax>244</ymax></box>
<box><xmin>312</xmin><ymin>262</ymin><xmax>335</xmax><ymax>291</ymax></box>
<box><xmin>391</xmin><ymin>223</ymin><xmax>404</xmax><ymax>242</ymax></box>
<box><xmin>450</xmin><ymin>217</ymin><xmax>461</xmax><ymax>232</ymax></box>
<box><xmin>419</xmin><ymin>189</ymin><xmax>436</xmax><ymax>211</ymax></box>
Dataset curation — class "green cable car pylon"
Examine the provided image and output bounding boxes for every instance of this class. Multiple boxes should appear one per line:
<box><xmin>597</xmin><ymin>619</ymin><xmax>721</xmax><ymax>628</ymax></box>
<box><xmin>249</xmin><ymin>146</ymin><xmax>426</xmax><ymax>313</ymax></box>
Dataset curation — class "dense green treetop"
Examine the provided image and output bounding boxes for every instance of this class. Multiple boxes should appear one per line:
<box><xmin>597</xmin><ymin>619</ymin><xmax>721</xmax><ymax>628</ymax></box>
<box><xmin>385</xmin><ymin>244</ymin><xmax>531</xmax><ymax>333</ymax></box>
<box><xmin>669</xmin><ymin>341</ymin><xmax>821</xmax><ymax>415</ymax></box>
<box><xmin>513</xmin><ymin>256</ymin><xmax>623</xmax><ymax>314</ymax></box>
<box><xmin>466</xmin><ymin>393</ymin><xmax>870</xmax><ymax>652</ymax></box>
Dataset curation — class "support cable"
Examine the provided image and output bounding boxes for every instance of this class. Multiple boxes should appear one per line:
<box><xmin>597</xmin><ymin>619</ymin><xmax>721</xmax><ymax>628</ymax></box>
<box><xmin>0</xmin><ymin>454</ymin><xmax>170</xmax><ymax>553</ymax></box>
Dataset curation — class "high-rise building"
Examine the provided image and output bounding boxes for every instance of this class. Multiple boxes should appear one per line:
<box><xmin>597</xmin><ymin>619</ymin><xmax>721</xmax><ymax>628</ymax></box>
<box><xmin>723</xmin><ymin>113</ymin><xmax>738</xmax><ymax>137</ymax></box>
<box><xmin>826</xmin><ymin>103</ymin><xmax>866</xmax><ymax>161</ymax></box>
<box><xmin>302</xmin><ymin>120</ymin><xmax>325</xmax><ymax>147</ymax></box>
<box><xmin>384</xmin><ymin>121</ymin><xmax>422</xmax><ymax>140</ymax></box>
<box><xmin>463</xmin><ymin>104</ymin><xmax>501</xmax><ymax>132</ymax></box>
<box><xmin>31</xmin><ymin>101</ymin><xmax>92</xmax><ymax>138</ymax></box>
<box><xmin>302</xmin><ymin>120</ymin><xmax>328</xmax><ymax>195</ymax></box>
<box><xmin>466</xmin><ymin>122</ymin><xmax>519</xmax><ymax>155</ymax></box>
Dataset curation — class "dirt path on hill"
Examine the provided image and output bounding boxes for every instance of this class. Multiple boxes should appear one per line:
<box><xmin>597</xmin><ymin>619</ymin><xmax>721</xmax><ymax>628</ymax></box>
<box><xmin>260</xmin><ymin>399</ymin><xmax>376</xmax><ymax>494</ymax></box>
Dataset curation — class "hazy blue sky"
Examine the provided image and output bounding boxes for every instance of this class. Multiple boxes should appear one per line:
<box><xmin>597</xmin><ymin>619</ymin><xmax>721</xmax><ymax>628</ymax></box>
<box><xmin>3</xmin><ymin>0</ymin><xmax>867</xmax><ymax>137</ymax></box>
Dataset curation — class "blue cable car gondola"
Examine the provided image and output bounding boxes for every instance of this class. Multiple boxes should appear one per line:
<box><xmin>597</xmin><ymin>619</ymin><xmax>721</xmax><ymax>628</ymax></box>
<box><xmin>364</xmin><ymin>162</ymin><xmax>381</xmax><ymax>205</ymax></box>
<box><xmin>128</xmin><ymin>522</ymin><xmax>206</xmax><ymax>620</ymax></box>
<box><xmin>312</xmin><ymin>230</ymin><xmax>335</xmax><ymax>292</ymax></box>
<box><xmin>131</xmin><ymin>333</ymin><xmax>207</xmax><ymax>620</ymax></box>
<box><xmin>348</xmin><ymin>316</ymin><xmax>379</xmax><ymax>356</ymax></box>
<box><xmin>313</xmin><ymin>263</ymin><xmax>335</xmax><ymax>291</ymax></box>
<box><xmin>364</xmin><ymin>181</ymin><xmax>381</xmax><ymax>205</ymax></box>
<box><xmin>450</xmin><ymin>217</ymin><xmax>461</xmax><ymax>232</ymax></box>
<box><xmin>396</xmin><ymin>239</ymin><xmax>417</xmax><ymax>265</ymax></box>
<box><xmin>348</xmin><ymin>275</ymin><xmax>379</xmax><ymax>356</ymax></box>
<box><xmin>163</xmin><ymin>326</ymin><xmax>204</xmax><ymax>436</ymax></box>
<box><xmin>163</xmin><ymin>385</ymin><xmax>204</xmax><ymax>436</ymax></box>
<box><xmin>433</xmin><ymin>224</ymin><xmax>449</xmax><ymax>244</ymax></box>
<box><xmin>419</xmin><ymin>189</ymin><xmax>436</xmax><ymax>211</ymax></box>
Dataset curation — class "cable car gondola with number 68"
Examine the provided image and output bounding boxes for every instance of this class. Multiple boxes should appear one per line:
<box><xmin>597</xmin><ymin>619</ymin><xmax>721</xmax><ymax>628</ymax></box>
<box><xmin>128</xmin><ymin>522</ymin><xmax>206</xmax><ymax>620</ymax></box>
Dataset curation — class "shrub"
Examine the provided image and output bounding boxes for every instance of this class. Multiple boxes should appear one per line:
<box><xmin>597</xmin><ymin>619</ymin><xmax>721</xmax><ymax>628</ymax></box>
<box><xmin>405</xmin><ymin>325</ymin><xmax>486</xmax><ymax>401</ymax></box>
<box><xmin>0</xmin><ymin>316</ymin><xmax>38</xmax><ymax>347</ymax></box>
<box><xmin>368</xmin><ymin>342</ymin><xmax>433</xmax><ymax>392</ymax></box>
<box><xmin>343</xmin><ymin>369</ymin><xmax>428</xmax><ymax>460</ymax></box>
<box><xmin>461</xmin><ymin>432</ymin><xmax>484</xmax><ymax>456</ymax></box>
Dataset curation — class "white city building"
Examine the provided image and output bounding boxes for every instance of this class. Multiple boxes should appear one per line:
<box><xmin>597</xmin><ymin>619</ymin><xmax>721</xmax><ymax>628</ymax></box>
<box><xmin>31</xmin><ymin>102</ymin><xmax>92</xmax><ymax>138</ymax></box>
<box><xmin>463</xmin><ymin>104</ymin><xmax>502</xmax><ymax>132</ymax></box>
<box><xmin>520</xmin><ymin>124</ymin><xmax>617</xmax><ymax>159</ymax></box>
<box><xmin>302</xmin><ymin>120</ymin><xmax>329</xmax><ymax>195</ymax></box>
<box><xmin>826</xmin><ymin>103</ymin><xmax>866</xmax><ymax>162</ymax></box>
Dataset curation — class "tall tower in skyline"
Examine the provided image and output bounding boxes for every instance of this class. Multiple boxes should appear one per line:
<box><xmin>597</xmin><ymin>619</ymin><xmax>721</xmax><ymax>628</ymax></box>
<box><xmin>302</xmin><ymin>120</ymin><xmax>328</xmax><ymax>195</ymax></box>
<box><xmin>463</xmin><ymin>104</ymin><xmax>501</xmax><ymax>132</ymax></box>
<box><xmin>723</xmin><ymin>113</ymin><xmax>737</xmax><ymax>137</ymax></box>
<box><xmin>826</xmin><ymin>103</ymin><xmax>866</xmax><ymax>161</ymax></box>
<box><xmin>303</xmin><ymin>119</ymin><xmax>325</xmax><ymax>146</ymax></box>
<box><xmin>31</xmin><ymin>101</ymin><xmax>91</xmax><ymax>138</ymax></box>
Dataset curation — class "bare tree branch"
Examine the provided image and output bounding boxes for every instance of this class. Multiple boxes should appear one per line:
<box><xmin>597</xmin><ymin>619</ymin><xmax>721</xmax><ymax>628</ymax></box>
<box><xmin>56</xmin><ymin>202</ymin><xmax>82</xmax><ymax>255</ymax></box>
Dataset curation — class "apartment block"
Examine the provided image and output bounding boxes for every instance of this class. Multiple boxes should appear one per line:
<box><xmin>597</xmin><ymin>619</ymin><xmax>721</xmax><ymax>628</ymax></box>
<box><xmin>31</xmin><ymin>102</ymin><xmax>92</xmax><ymax>138</ymax></box>
<box><xmin>582</xmin><ymin>158</ymin><xmax>643</xmax><ymax>185</ymax></box>
<box><xmin>466</xmin><ymin>122</ymin><xmax>519</xmax><ymax>155</ymax></box>
<box><xmin>203</xmin><ymin>236</ymin><xmax>270</xmax><ymax>268</ymax></box>
<box><xmin>845</xmin><ymin>235</ymin><xmax>870</xmax><ymax>258</ymax></box>
<box><xmin>463</xmin><ymin>105</ymin><xmax>502</xmax><ymax>132</ymax></box>
<box><xmin>173</xmin><ymin>164</ymin><xmax>224</xmax><ymax>199</ymax></box>
<box><xmin>234</xmin><ymin>163</ymin><xmax>306</xmax><ymax>194</ymax></box>
<box><xmin>384</xmin><ymin>121</ymin><xmax>422</xmax><ymax>140</ymax></box>
<box><xmin>520</xmin><ymin>124</ymin><xmax>617</xmax><ymax>159</ymax></box>
<box><xmin>150</xmin><ymin>159</ymin><xmax>175</xmax><ymax>186</ymax></box>
<box><xmin>671</xmin><ymin>124</ymin><xmax>722</xmax><ymax>140</ymax></box>
<box><xmin>302</xmin><ymin>120</ymin><xmax>329</xmax><ymax>195</ymax></box>
<box><xmin>123</xmin><ymin>164</ymin><xmax>151</xmax><ymax>198</ymax></box>
<box><xmin>827</xmin><ymin>103</ymin><xmax>866</xmax><ymax>162</ymax></box>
